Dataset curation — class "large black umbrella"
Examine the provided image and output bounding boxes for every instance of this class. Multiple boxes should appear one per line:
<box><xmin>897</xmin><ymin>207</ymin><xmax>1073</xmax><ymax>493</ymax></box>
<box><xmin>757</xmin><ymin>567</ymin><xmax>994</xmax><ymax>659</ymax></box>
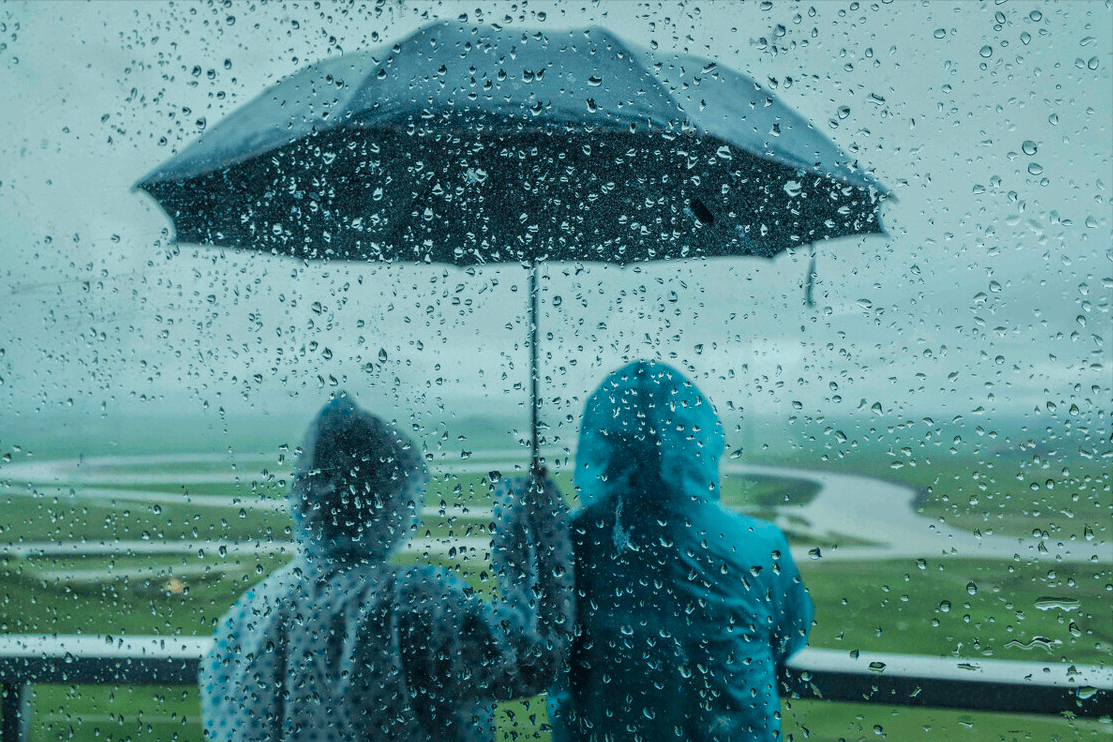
<box><xmin>137</xmin><ymin>21</ymin><xmax>886</xmax><ymax>472</ymax></box>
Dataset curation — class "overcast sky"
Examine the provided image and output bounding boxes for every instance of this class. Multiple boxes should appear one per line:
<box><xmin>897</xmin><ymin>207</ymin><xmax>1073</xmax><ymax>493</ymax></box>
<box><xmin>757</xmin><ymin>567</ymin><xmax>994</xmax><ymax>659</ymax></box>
<box><xmin>1</xmin><ymin>1</ymin><xmax>1109</xmax><ymax>438</ymax></box>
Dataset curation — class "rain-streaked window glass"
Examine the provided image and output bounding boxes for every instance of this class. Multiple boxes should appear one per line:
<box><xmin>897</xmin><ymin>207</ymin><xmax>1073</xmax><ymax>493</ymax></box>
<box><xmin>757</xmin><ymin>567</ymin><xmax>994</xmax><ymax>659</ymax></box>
<box><xmin>1</xmin><ymin>2</ymin><xmax>1109</xmax><ymax>740</ymax></box>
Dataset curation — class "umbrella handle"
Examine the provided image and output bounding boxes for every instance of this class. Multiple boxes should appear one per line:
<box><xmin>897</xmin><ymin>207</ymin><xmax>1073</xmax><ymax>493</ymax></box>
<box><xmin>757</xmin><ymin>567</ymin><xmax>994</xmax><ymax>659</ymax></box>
<box><xmin>529</xmin><ymin>261</ymin><xmax>541</xmax><ymax>476</ymax></box>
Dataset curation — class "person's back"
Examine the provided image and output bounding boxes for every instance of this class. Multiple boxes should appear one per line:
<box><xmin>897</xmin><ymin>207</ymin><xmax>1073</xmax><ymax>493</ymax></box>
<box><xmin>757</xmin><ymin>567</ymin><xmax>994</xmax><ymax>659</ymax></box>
<box><xmin>551</xmin><ymin>361</ymin><xmax>812</xmax><ymax>742</ymax></box>
<box><xmin>202</xmin><ymin>394</ymin><xmax>573</xmax><ymax>741</ymax></box>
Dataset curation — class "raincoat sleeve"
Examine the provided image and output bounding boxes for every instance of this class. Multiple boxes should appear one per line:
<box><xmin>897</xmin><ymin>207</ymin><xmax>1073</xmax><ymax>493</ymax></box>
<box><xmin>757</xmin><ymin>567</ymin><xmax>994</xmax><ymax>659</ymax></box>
<box><xmin>768</xmin><ymin>528</ymin><xmax>814</xmax><ymax>662</ymax></box>
<box><xmin>397</xmin><ymin>475</ymin><xmax>573</xmax><ymax>708</ymax></box>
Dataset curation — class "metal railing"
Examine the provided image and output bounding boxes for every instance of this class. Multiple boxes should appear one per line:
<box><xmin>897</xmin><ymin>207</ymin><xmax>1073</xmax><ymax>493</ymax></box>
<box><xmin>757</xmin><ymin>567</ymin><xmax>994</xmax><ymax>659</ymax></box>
<box><xmin>1</xmin><ymin>635</ymin><xmax>1109</xmax><ymax>741</ymax></box>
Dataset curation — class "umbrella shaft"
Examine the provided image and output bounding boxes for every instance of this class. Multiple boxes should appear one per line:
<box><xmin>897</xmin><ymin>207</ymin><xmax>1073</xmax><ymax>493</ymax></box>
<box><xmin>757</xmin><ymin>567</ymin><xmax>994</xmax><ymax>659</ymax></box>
<box><xmin>530</xmin><ymin>262</ymin><xmax>540</xmax><ymax>474</ymax></box>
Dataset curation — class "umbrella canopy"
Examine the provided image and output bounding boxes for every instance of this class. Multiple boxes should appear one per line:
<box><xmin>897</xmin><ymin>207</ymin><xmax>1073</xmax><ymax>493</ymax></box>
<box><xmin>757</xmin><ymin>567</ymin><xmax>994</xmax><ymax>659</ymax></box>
<box><xmin>137</xmin><ymin>21</ymin><xmax>887</xmax><ymax>468</ymax></box>
<box><xmin>138</xmin><ymin>22</ymin><xmax>884</xmax><ymax>260</ymax></box>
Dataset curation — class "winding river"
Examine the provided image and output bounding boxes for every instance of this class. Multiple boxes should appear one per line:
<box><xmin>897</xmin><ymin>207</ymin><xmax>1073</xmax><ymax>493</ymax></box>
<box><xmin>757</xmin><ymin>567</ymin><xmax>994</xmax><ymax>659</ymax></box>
<box><xmin>1</xmin><ymin>452</ymin><xmax>1106</xmax><ymax>565</ymax></box>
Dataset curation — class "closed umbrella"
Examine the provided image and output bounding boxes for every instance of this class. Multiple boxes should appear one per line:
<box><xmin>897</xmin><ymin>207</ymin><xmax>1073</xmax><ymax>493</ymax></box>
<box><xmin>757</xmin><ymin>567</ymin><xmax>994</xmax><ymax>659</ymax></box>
<box><xmin>137</xmin><ymin>21</ymin><xmax>887</xmax><ymax>472</ymax></box>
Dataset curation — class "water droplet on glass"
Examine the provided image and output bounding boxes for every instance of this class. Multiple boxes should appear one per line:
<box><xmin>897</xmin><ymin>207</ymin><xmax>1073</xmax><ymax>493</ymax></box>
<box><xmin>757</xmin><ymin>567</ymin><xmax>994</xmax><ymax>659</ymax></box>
<box><xmin>979</xmin><ymin>45</ymin><xmax>993</xmax><ymax>58</ymax></box>
<box><xmin>1034</xmin><ymin>597</ymin><xmax>1080</xmax><ymax>611</ymax></box>
<box><xmin>1022</xmin><ymin>140</ymin><xmax>1037</xmax><ymax>156</ymax></box>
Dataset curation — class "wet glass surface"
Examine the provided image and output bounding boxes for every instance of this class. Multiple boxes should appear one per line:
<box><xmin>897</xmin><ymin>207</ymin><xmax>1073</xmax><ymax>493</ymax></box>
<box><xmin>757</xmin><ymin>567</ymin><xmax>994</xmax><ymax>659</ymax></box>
<box><xmin>1</xmin><ymin>2</ymin><xmax>1109</xmax><ymax>740</ymax></box>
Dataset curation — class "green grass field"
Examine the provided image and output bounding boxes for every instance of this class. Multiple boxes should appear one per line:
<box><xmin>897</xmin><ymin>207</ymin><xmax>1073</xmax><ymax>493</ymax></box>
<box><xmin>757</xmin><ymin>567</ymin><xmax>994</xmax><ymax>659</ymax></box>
<box><xmin>1</xmin><ymin>414</ymin><xmax>1109</xmax><ymax>740</ymax></box>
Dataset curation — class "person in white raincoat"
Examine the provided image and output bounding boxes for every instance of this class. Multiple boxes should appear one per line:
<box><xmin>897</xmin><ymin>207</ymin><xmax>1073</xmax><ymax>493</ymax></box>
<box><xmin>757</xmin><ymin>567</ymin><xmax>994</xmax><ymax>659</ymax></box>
<box><xmin>201</xmin><ymin>394</ymin><xmax>573</xmax><ymax>741</ymax></box>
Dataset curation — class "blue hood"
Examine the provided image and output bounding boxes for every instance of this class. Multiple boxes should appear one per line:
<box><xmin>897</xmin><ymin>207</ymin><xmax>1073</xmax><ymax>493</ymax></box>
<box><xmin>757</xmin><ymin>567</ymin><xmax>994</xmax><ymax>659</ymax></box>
<box><xmin>290</xmin><ymin>393</ymin><xmax>427</xmax><ymax>561</ymax></box>
<box><xmin>575</xmin><ymin>361</ymin><xmax>725</xmax><ymax>508</ymax></box>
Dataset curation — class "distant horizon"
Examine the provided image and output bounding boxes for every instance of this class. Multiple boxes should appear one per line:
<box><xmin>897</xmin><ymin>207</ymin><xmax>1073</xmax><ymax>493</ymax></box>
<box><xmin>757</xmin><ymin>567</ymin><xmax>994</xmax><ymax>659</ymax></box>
<box><xmin>5</xmin><ymin>401</ymin><xmax>1100</xmax><ymax>453</ymax></box>
<box><xmin>6</xmin><ymin>403</ymin><xmax>1095</xmax><ymax>427</ymax></box>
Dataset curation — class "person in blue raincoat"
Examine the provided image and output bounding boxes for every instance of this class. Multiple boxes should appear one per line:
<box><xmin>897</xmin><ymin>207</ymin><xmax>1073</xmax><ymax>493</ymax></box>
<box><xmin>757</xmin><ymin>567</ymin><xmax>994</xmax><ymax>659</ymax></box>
<box><xmin>550</xmin><ymin>361</ymin><xmax>813</xmax><ymax>742</ymax></box>
<box><xmin>201</xmin><ymin>394</ymin><xmax>573</xmax><ymax>742</ymax></box>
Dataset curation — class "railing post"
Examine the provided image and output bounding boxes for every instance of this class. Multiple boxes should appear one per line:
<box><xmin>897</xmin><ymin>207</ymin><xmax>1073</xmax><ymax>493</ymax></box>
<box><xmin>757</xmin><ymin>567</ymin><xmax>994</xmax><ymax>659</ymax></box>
<box><xmin>1</xmin><ymin>681</ymin><xmax>30</xmax><ymax>742</ymax></box>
